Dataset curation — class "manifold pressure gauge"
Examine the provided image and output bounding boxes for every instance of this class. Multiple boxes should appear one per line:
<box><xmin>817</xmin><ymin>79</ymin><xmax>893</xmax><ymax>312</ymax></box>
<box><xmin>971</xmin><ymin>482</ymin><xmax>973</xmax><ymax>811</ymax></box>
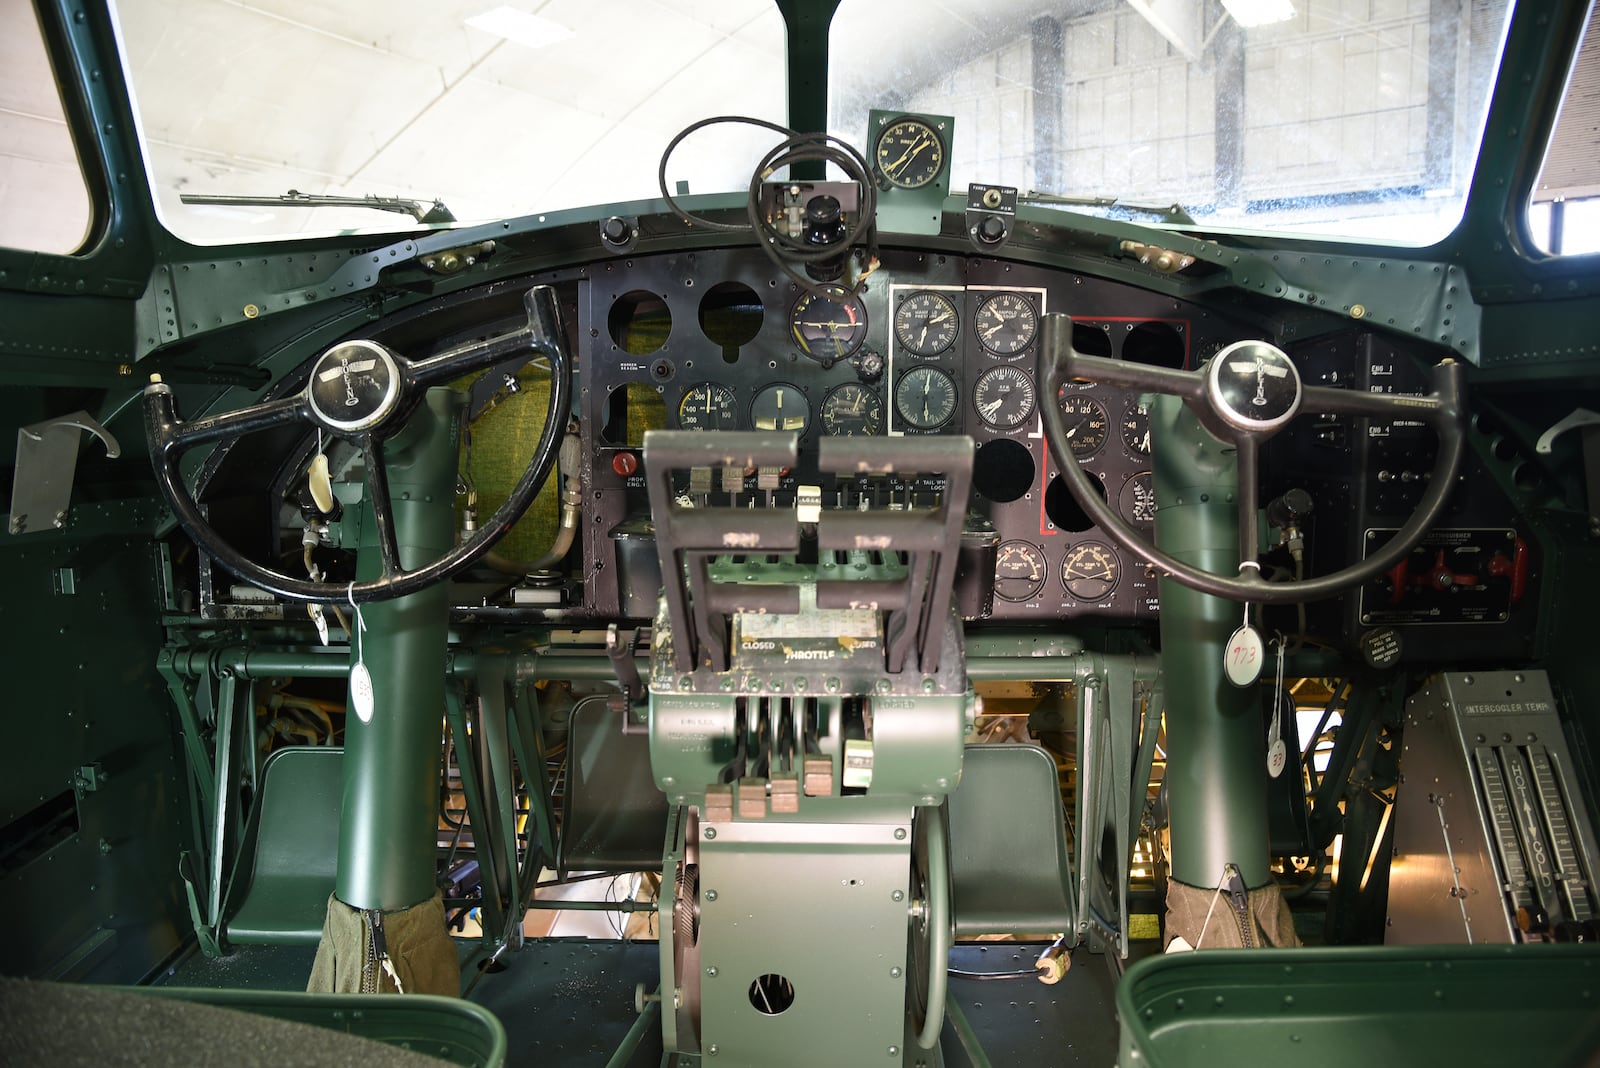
<box><xmin>875</xmin><ymin>116</ymin><xmax>946</xmax><ymax>190</ymax></box>
<box><xmin>894</xmin><ymin>291</ymin><xmax>959</xmax><ymax>356</ymax></box>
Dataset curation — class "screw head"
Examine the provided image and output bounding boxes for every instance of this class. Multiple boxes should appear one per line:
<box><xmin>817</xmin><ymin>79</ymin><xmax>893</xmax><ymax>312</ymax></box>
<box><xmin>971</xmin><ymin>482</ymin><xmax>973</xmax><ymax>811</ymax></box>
<box><xmin>892</xmin><ymin>889</ymin><xmax>905</xmax><ymax>902</ymax></box>
<box><xmin>706</xmin><ymin>966</ymin><xmax>718</xmax><ymax>977</ymax></box>
<box><xmin>705</xmin><ymin>889</ymin><xmax>718</xmax><ymax>901</ymax></box>
<box><xmin>704</xmin><ymin>828</ymin><xmax>717</xmax><ymax>841</ymax></box>
<box><xmin>890</xmin><ymin>966</ymin><xmax>902</xmax><ymax>978</ymax></box>
<box><xmin>894</xmin><ymin>828</ymin><xmax>907</xmax><ymax>840</ymax></box>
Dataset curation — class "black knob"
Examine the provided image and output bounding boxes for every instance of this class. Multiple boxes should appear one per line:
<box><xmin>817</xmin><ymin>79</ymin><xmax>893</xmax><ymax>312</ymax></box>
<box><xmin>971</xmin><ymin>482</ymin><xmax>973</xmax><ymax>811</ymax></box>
<box><xmin>601</xmin><ymin>216</ymin><xmax>632</xmax><ymax>245</ymax></box>
<box><xmin>976</xmin><ymin>215</ymin><xmax>1008</xmax><ymax>244</ymax></box>
<box><xmin>803</xmin><ymin>195</ymin><xmax>846</xmax><ymax>246</ymax></box>
<box><xmin>856</xmin><ymin>350</ymin><xmax>885</xmax><ymax>383</ymax></box>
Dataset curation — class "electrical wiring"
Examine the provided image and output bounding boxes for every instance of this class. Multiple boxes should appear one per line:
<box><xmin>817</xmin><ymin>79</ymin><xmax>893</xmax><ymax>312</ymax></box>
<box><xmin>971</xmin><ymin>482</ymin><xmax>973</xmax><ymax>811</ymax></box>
<box><xmin>657</xmin><ymin>115</ymin><xmax>880</xmax><ymax>303</ymax></box>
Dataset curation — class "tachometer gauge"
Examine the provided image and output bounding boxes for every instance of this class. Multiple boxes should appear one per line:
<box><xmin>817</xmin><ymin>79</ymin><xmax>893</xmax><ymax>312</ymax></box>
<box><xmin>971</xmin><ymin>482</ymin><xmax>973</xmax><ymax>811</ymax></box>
<box><xmin>820</xmin><ymin>382</ymin><xmax>883</xmax><ymax>437</ymax></box>
<box><xmin>874</xmin><ymin>117</ymin><xmax>945</xmax><ymax>190</ymax></box>
<box><xmin>972</xmin><ymin>365</ymin><xmax>1036</xmax><ymax>430</ymax></box>
<box><xmin>1056</xmin><ymin>393</ymin><xmax>1108</xmax><ymax>459</ymax></box>
<box><xmin>893</xmin><ymin>291</ymin><xmax>959</xmax><ymax>356</ymax></box>
<box><xmin>1120</xmin><ymin>471</ymin><xmax>1155</xmax><ymax>528</ymax></box>
<box><xmin>895</xmin><ymin>366</ymin><xmax>958</xmax><ymax>430</ymax></box>
<box><xmin>994</xmin><ymin>540</ymin><xmax>1047</xmax><ymax>602</ymax></box>
<box><xmin>790</xmin><ymin>286</ymin><xmax>867</xmax><ymax>363</ymax></box>
<box><xmin>677</xmin><ymin>383</ymin><xmax>737</xmax><ymax>431</ymax></box>
<box><xmin>974</xmin><ymin>293</ymin><xmax>1038</xmax><ymax>356</ymax></box>
<box><xmin>750</xmin><ymin>383</ymin><xmax>810</xmax><ymax>434</ymax></box>
<box><xmin>1061</xmin><ymin>541</ymin><xmax>1119</xmax><ymax>601</ymax></box>
<box><xmin>1121</xmin><ymin>402</ymin><xmax>1151</xmax><ymax>457</ymax></box>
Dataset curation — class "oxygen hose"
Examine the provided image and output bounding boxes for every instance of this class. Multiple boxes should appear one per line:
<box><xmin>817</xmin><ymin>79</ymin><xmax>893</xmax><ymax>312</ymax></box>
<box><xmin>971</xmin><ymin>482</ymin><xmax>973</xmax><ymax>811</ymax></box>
<box><xmin>478</xmin><ymin>431</ymin><xmax>582</xmax><ymax>575</ymax></box>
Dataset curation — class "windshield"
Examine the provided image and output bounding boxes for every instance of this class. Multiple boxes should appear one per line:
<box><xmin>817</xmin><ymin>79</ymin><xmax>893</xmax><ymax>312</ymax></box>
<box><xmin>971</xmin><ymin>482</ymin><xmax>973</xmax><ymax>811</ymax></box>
<box><xmin>113</xmin><ymin>0</ymin><xmax>788</xmax><ymax>243</ymax></box>
<box><xmin>115</xmin><ymin>1</ymin><xmax>1513</xmax><ymax>246</ymax></box>
<box><xmin>829</xmin><ymin>0</ymin><xmax>1515</xmax><ymax>244</ymax></box>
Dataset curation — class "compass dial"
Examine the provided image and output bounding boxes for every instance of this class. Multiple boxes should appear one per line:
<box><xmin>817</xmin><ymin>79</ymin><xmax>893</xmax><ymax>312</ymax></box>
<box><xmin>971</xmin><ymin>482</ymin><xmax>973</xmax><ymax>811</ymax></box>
<box><xmin>974</xmin><ymin>293</ymin><xmax>1038</xmax><ymax>357</ymax></box>
<box><xmin>750</xmin><ymin>383</ymin><xmax>810</xmax><ymax>434</ymax></box>
<box><xmin>972</xmin><ymin>365</ymin><xmax>1036</xmax><ymax>430</ymax></box>
<box><xmin>874</xmin><ymin>117</ymin><xmax>945</xmax><ymax>190</ymax></box>
<box><xmin>677</xmin><ymin>383</ymin><xmax>738</xmax><ymax>431</ymax></box>
<box><xmin>1121</xmin><ymin>402</ymin><xmax>1151</xmax><ymax>457</ymax></box>
<box><xmin>1055</xmin><ymin>393</ymin><xmax>1108</xmax><ymax>459</ymax></box>
<box><xmin>1061</xmin><ymin>541</ymin><xmax>1119</xmax><ymax>601</ymax></box>
<box><xmin>820</xmin><ymin>382</ymin><xmax>883</xmax><ymax>437</ymax></box>
<box><xmin>994</xmin><ymin>540</ymin><xmax>1047</xmax><ymax>602</ymax></box>
<box><xmin>1119</xmin><ymin>471</ymin><xmax>1156</xmax><ymax>528</ymax></box>
<box><xmin>894</xmin><ymin>291</ymin><xmax>959</xmax><ymax>356</ymax></box>
<box><xmin>895</xmin><ymin>366</ymin><xmax>957</xmax><ymax>430</ymax></box>
<box><xmin>790</xmin><ymin>286</ymin><xmax>867</xmax><ymax>363</ymax></box>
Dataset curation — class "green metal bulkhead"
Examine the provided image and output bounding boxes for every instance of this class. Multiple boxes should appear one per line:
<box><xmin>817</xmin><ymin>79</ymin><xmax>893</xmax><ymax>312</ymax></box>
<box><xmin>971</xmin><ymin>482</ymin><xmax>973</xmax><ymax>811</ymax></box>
<box><xmin>336</xmin><ymin>389</ymin><xmax>465</xmax><ymax>911</ymax></box>
<box><xmin>1149</xmin><ymin>395</ymin><xmax>1270</xmax><ymax>890</ymax></box>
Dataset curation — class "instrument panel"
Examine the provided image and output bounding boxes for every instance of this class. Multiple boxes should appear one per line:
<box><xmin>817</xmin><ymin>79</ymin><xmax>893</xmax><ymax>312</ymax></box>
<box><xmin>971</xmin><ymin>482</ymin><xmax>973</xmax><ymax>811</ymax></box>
<box><xmin>574</xmin><ymin>247</ymin><xmax>1254</xmax><ymax>623</ymax></box>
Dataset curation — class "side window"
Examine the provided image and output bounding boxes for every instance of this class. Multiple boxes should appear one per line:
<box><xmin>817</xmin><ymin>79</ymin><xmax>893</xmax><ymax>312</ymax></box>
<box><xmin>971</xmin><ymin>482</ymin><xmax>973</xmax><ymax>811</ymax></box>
<box><xmin>0</xmin><ymin>3</ymin><xmax>94</xmax><ymax>254</ymax></box>
<box><xmin>1529</xmin><ymin>4</ymin><xmax>1600</xmax><ymax>255</ymax></box>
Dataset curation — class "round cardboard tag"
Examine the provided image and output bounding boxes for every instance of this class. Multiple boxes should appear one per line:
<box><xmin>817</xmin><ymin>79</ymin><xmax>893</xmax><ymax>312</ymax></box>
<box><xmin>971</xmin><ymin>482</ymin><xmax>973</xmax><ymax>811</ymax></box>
<box><xmin>1224</xmin><ymin>624</ymin><xmax>1265</xmax><ymax>687</ymax></box>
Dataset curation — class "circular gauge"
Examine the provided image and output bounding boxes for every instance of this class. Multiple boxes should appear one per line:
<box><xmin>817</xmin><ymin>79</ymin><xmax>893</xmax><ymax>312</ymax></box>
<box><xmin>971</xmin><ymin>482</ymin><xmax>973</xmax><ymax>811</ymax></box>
<box><xmin>894</xmin><ymin>291</ymin><xmax>959</xmax><ymax>356</ymax></box>
<box><xmin>750</xmin><ymin>383</ymin><xmax>810</xmax><ymax>434</ymax></box>
<box><xmin>974</xmin><ymin>293</ymin><xmax>1038</xmax><ymax>357</ymax></box>
<box><xmin>1120</xmin><ymin>471</ymin><xmax>1156</xmax><ymax>527</ymax></box>
<box><xmin>874</xmin><ymin>117</ymin><xmax>945</xmax><ymax>190</ymax></box>
<box><xmin>1061</xmin><ymin>541</ymin><xmax>1119</xmax><ymax>601</ymax></box>
<box><xmin>1056</xmin><ymin>393</ymin><xmax>1108</xmax><ymax>459</ymax></box>
<box><xmin>994</xmin><ymin>540</ymin><xmax>1048</xmax><ymax>602</ymax></box>
<box><xmin>677</xmin><ymin>383</ymin><xmax>738</xmax><ymax>431</ymax></box>
<box><xmin>1121</xmin><ymin>402</ymin><xmax>1151</xmax><ymax>457</ymax></box>
<box><xmin>790</xmin><ymin>286</ymin><xmax>867</xmax><ymax>363</ymax></box>
<box><xmin>972</xmin><ymin>365</ymin><xmax>1036</xmax><ymax>430</ymax></box>
<box><xmin>895</xmin><ymin>366</ymin><xmax>958</xmax><ymax>430</ymax></box>
<box><xmin>820</xmin><ymin>383</ymin><xmax>883</xmax><ymax>437</ymax></box>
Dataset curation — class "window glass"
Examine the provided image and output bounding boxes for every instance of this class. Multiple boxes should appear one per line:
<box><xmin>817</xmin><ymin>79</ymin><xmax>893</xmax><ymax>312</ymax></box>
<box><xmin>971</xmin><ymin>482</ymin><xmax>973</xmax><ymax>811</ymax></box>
<box><xmin>1529</xmin><ymin>3</ymin><xmax>1600</xmax><ymax>255</ymax></box>
<box><xmin>114</xmin><ymin>0</ymin><xmax>787</xmax><ymax>243</ymax></box>
<box><xmin>830</xmin><ymin>0</ymin><xmax>1514</xmax><ymax>244</ymax></box>
<box><xmin>0</xmin><ymin>3</ymin><xmax>94</xmax><ymax>254</ymax></box>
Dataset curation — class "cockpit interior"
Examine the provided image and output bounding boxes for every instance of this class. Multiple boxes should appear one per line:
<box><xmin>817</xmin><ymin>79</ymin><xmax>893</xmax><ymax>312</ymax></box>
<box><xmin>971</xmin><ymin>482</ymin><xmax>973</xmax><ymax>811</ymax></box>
<box><xmin>3</xmin><ymin>1</ymin><xmax>1600</xmax><ymax>1065</ymax></box>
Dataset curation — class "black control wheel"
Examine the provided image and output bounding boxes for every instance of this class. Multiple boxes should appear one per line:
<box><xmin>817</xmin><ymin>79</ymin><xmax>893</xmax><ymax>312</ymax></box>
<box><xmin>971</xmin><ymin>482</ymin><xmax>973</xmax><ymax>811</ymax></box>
<box><xmin>144</xmin><ymin>285</ymin><xmax>572</xmax><ymax>603</ymax></box>
<box><xmin>1037</xmin><ymin>313</ymin><xmax>1468</xmax><ymax>604</ymax></box>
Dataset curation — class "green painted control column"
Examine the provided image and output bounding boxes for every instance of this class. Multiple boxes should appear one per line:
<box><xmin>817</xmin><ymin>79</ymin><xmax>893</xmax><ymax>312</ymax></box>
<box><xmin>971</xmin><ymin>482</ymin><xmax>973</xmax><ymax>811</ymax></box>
<box><xmin>337</xmin><ymin>389</ymin><xmax>464</xmax><ymax>910</ymax></box>
<box><xmin>1150</xmin><ymin>396</ymin><xmax>1270</xmax><ymax>890</ymax></box>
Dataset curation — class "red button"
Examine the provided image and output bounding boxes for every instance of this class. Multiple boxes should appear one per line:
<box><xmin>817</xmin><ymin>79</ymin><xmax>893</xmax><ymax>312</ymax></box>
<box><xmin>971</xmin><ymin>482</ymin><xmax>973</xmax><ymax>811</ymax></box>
<box><xmin>612</xmin><ymin>452</ymin><xmax>639</xmax><ymax>477</ymax></box>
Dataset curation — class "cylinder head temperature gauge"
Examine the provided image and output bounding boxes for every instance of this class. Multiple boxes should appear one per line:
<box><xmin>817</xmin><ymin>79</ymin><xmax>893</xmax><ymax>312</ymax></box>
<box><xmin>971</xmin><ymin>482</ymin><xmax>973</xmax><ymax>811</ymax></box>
<box><xmin>1061</xmin><ymin>541</ymin><xmax>1119</xmax><ymax>601</ymax></box>
<box><xmin>994</xmin><ymin>540</ymin><xmax>1047</xmax><ymax>602</ymax></box>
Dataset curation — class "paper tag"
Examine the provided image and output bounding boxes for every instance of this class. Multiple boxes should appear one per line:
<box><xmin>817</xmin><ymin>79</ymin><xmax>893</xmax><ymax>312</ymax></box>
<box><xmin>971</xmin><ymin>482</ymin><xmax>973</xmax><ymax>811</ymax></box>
<box><xmin>1267</xmin><ymin>738</ymin><xmax>1287</xmax><ymax>778</ymax></box>
<box><xmin>351</xmin><ymin>661</ymin><xmax>375</xmax><ymax>722</ymax></box>
<box><xmin>308</xmin><ymin>603</ymin><xmax>329</xmax><ymax>646</ymax></box>
<box><xmin>1224</xmin><ymin>624</ymin><xmax>1265</xmax><ymax>687</ymax></box>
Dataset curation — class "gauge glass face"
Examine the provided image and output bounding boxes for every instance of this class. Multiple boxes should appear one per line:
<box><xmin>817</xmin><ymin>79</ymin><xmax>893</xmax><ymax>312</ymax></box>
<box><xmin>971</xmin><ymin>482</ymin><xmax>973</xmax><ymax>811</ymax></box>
<box><xmin>895</xmin><ymin>366</ymin><xmax>958</xmax><ymax>430</ymax></box>
<box><xmin>790</xmin><ymin>287</ymin><xmax>867</xmax><ymax>362</ymax></box>
<box><xmin>894</xmin><ymin>291</ymin><xmax>959</xmax><ymax>356</ymax></box>
<box><xmin>972</xmin><ymin>365</ymin><xmax>1037</xmax><ymax>430</ymax></box>
<box><xmin>677</xmin><ymin>383</ymin><xmax>738</xmax><ymax>431</ymax></box>
<box><xmin>994</xmin><ymin>540</ymin><xmax>1047</xmax><ymax>602</ymax></box>
<box><xmin>974</xmin><ymin>293</ymin><xmax>1038</xmax><ymax>356</ymax></box>
<box><xmin>1121</xmin><ymin>402</ymin><xmax>1151</xmax><ymax>457</ymax></box>
<box><xmin>1061</xmin><ymin>541</ymin><xmax>1119</xmax><ymax>601</ymax></box>
<box><xmin>820</xmin><ymin>383</ymin><xmax>883</xmax><ymax>437</ymax></box>
<box><xmin>875</xmin><ymin>118</ymin><xmax>945</xmax><ymax>190</ymax></box>
<box><xmin>749</xmin><ymin>383</ymin><xmax>810</xmax><ymax>434</ymax></box>
<box><xmin>1120</xmin><ymin>471</ymin><xmax>1155</xmax><ymax>528</ymax></box>
<box><xmin>1055</xmin><ymin>392</ymin><xmax>1108</xmax><ymax>459</ymax></box>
